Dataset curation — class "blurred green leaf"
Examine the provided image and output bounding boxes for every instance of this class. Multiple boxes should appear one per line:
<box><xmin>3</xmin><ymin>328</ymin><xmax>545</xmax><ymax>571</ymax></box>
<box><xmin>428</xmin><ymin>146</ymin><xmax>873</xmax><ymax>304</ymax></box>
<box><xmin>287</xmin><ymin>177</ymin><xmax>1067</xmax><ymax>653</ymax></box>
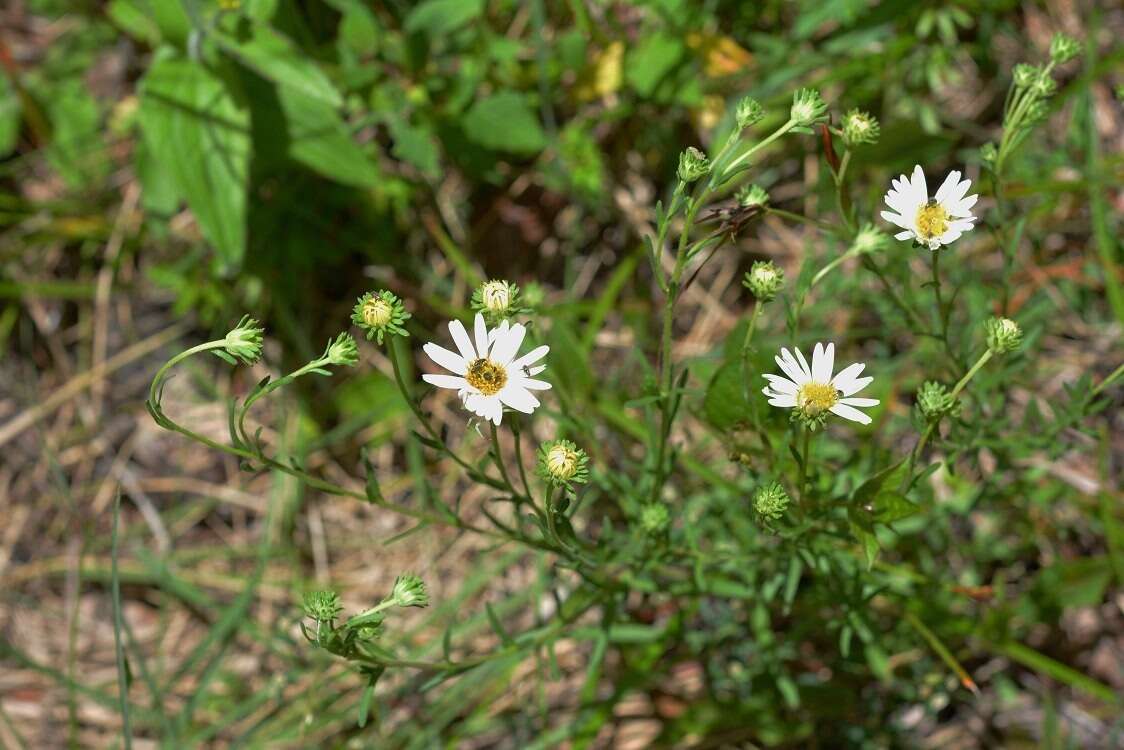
<box><xmin>404</xmin><ymin>0</ymin><xmax>485</xmax><ymax>37</ymax></box>
<box><xmin>215</xmin><ymin>21</ymin><xmax>342</xmax><ymax>108</ymax></box>
<box><xmin>138</xmin><ymin>52</ymin><xmax>250</xmax><ymax>271</ymax></box>
<box><xmin>461</xmin><ymin>92</ymin><xmax>546</xmax><ymax>155</ymax></box>
<box><xmin>703</xmin><ymin>361</ymin><xmax>753</xmax><ymax>431</ymax></box>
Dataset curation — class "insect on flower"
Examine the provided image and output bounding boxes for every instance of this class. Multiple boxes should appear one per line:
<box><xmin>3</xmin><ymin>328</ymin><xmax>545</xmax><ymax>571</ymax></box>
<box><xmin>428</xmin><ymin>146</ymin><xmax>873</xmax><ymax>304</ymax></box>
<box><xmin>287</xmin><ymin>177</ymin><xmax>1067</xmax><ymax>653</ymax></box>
<box><xmin>422</xmin><ymin>314</ymin><xmax>550</xmax><ymax>426</ymax></box>
<box><xmin>881</xmin><ymin>165</ymin><xmax>978</xmax><ymax>250</ymax></box>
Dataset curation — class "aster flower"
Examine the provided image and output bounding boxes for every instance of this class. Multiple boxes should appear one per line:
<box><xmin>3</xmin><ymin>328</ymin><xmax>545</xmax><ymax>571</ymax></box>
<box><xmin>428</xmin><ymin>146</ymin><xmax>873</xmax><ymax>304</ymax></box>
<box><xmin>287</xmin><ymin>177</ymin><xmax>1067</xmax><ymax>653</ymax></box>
<box><xmin>421</xmin><ymin>313</ymin><xmax>550</xmax><ymax>426</ymax></box>
<box><xmin>880</xmin><ymin>165</ymin><xmax>978</xmax><ymax>250</ymax></box>
<box><xmin>762</xmin><ymin>343</ymin><xmax>879</xmax><ymax>427</ymax></box>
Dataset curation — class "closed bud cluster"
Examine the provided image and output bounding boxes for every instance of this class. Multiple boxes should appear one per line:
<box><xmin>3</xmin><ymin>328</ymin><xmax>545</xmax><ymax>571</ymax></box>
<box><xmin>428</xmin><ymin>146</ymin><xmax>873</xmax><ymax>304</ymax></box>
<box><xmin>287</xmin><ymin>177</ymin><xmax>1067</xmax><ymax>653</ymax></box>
<box><xmin>1013</xmin><ymin>63</ymin><xmax>1039</xmax><ymax>88</ymax></box>
<box><xmin>735</xmin><ymin>96</ymin><xmax>765</xmax><ymax>130</ymax></box>
<box><xmin>1049</xmin><ymin>33</ymin><xmax>1080</xmax><ymax>64</ymax></box>
<box><xmin>743</xmin><ymin>260</ymin><xmax>785</xmax><ymax>302</ymax></box>
<box><xmin>471</xmin><ymin>279</ymin><xmax>526</xmax><ymax>322</ymax></box>
<box><xmin>537</xmin><ymin>439</ymin><xmax>590</xmax><ymax>488</ymax></box>
<box><xmin>1031</xmin><ymin>74</ymin><xmax>1057</xmax><ymax>98</ymax></box>
<box><xmin>325</xmin><ymin>332</ymin><xmax>359</xmax><ymax>367</ymax></box>
<box><xmin>352</xmin><ymin>290</ymin><xmax>411</xmax><ymax>344</ymax></box>
<box><xmin>736</xmin><ymin>183</ymin><xmax>769</xmax><ymax>209</ymax></box>
<box><xmin>850</xmin><ymin>223</ymin><xmax>888</xmax><ymax>256</ymax></box>
<box><xmin>916</xmin><ymin>381</ymin><xmax>959</xmax><ymax>422</ymax></box>
<box><xmin>390</xmin><ymin>574</ymin><xmax>429</xmax><ymax>608</ymax></box>
<box><xmin>303</xmin><ymin>590</ymin><xmax>343</xmax><ymax>623</ymax></box>
<box><xmin>677</xmin><ymin>147</ymin><xmax>711</xmax><ymax>183</ymax></box>
<box><xmin>639</xmin><ymin>503</ymin><xmax>670</xmax><ymax>535</ymax></box>
<box><xmin>221</xmin><ymin>316</ymin><xmax>265</xmax><ymax>365</ymax></box>
<box><xmin>985</xmin><ymin>317</ymin><xmax>1022</xmax><ymax>354</ymax></box>
<box><xmin>980</xmin><ymin>142</ymin><xmax>998</xmax><ymax>167</ymax></box>
<box><xmin>790</xmin><ymin>88</ymin><xmax>828</xmax><ymax>128</ymax></box>
<box><xmin>842</xmin><ymin>109</ymin><xmax>880</xmax><ymax>146</ymax></box>
<box><xmin>753</xmin><ymin>482</ymin><xmax>789</xmax><ymax>524</ymax></box>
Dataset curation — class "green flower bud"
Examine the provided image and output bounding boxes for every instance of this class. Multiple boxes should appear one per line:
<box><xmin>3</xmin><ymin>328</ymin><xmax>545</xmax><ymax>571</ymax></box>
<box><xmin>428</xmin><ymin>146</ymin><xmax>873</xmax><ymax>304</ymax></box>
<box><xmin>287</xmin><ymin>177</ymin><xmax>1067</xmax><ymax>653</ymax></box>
<box><xmin>303</xmin><ymin>590</ymin><xmax>343</xmax><ymax>622</ymax></box>
<box><xmin>390</xmin><ymin>574</ymin><xmax>429</xmax><ymax>608</ymax></box>
<box><xmin>521</xmin><ymin>281</ymin><xmax>545</xmax><ymax>309</ymax></box>
<box><xmin>639</xmin><ymin>503</ymin><xmax>670</xmax><ymax>534</ymax></box>
<box><xmin>790</xmin><ymin>88</ymin><xmax>828</xmax><ymax>128</ymax></box>
<box><xmin>736</xmin><ymin>183</ymin><xmax>769</xmax><ymax>209</ymax></box>
<box><xmin>471</xmin><ymin>279</ymin><xmax>527</xmax><ymax>322</ymax></box>
<box><xmin>753</xmin><ymin>482</ymin><xmax>789</xmax><ymax>524</ymax></box>
<box><xmin>979</xmin><ymin>142</ymin><xmax>998</xmax><ymax>167</ymax></box>
<box><xmin>222</xmin><ymin>316</ymin><xmax>265</xmax><ymax>365</ymax></box>
<box><xmin>842</xmin><ymin>109</ymin><xmax>880</xmax><ymax>146</ymax></box>
<box><xmin>1031</xmin><ymin>73</ymin><xmax>1057</xmax><ymax>98</ymax></box>
<box><xmin>1049</xmin><ymin>33</ymin><xmax>1080</xmax><ymax>64</ymax></box>
<box><xmin>537</xmin><ymin>439</ymin><xmax>590</xmax><ymax>487</ymax></box>
<box><xmin>1022</xmin><ymin>100</ymin><xmax>1050</xmax><ymax>126</ymax></box>
<box><xmin>1013</xmin><ymin>63</ymin><xmax>1039</xmax><ymax>89</ymax></box>
<box><xmin>743</xmin><ymin>260</ymin><xmax>785</xmax><ymax>302</ymax></box>
<box><xmin>735</xmin><ymin>96</ymin><xmax>765</xmax><ymax>129</ymax></box>
<box><xmin>352</xmin><ymin>290</ymin><xmax>411</xmax><ymax>345</ymax></box>
<box><xmin>677</xmin><ymin>146</ymin><xmax>711</xmax><ymax>183</ymax></box>
<box><xmin>985</xmin><ymin>317</ymin><xmax>1022</xmax><ymax>354</ymax></box>
<box><xmin>850</xmin><ymin>223</ymin><xmax>888</xmax><ymax>255</ymax></box>
<box><xmin>916</xmin><ymin>381</ymin><xmax>959</xmax><ymax>422</ymax></box>
<box><xmin>325</xmin><ymin>332</ymin><xmax>359</xmax><ymax>367</ymax></box>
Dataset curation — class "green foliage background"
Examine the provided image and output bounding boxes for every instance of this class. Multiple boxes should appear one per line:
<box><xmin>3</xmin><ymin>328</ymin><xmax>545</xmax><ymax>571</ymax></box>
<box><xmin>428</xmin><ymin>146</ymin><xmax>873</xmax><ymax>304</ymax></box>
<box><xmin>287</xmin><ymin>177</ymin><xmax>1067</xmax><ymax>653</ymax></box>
<box><xmin>1</xmin><ymin>0</ymin><xmax>1122</xmax><ymax>747</ymax></box>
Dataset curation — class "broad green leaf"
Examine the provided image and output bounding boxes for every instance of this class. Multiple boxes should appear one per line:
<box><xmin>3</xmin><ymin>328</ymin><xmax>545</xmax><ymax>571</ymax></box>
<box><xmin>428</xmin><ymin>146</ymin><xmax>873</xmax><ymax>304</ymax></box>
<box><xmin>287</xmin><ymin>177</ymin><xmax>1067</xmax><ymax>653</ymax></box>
<box><xmin>274</xmin><ymin>83</ymin><xmax>380</xmax><ymax>188</ymax></box>
<box><xmin>703</xmin><ymin>361</ymin><xmax>753</xmax><ymax>431</ymax></box>
<box><xmin>138</xmin><ymin>53</ymin><xmax>250</xmax><ymax>271</ymax></box>
<box><xmin>462</xmin><ymin>92</ymin><xmax>546</xmax><ymax>155</ymax></box>
<box><xmin>106</xmin><ymin>0</ymin><xmax>162</xmax><ymax>46</ymax></box>
<box><xmin>388</xmin><ymin>118</ymin><xmax>440</xmax><ymax>178</ymax></box>
<box><xmin>626</xmin><ymin>33</ymin><xmax>683</xmax><ymax>97</ymax></box>
<box><xmin>404</xmin><ymin>0</ymin><xmax>485</xmax><ymax>36</ymax></box>
<box><xmin>215</xmin><ymin>21</ymin><xmax>342</xmax><ymax>108</ymax></box>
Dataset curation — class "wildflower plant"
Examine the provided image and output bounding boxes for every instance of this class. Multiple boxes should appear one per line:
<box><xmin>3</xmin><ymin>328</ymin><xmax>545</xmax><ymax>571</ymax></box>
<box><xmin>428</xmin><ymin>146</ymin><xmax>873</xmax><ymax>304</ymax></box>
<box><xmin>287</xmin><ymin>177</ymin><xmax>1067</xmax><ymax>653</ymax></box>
<box><xmin>141</xmin><ymin>39</ymin><xmax>1124</xmax><ymax>743</ymax></box>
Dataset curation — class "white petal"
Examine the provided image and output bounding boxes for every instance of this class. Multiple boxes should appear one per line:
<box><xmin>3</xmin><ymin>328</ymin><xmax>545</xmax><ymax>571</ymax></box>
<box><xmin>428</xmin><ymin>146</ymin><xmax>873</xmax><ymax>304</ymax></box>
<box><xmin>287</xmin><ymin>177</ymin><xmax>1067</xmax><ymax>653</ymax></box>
<box><xmin>775</xmin><ymin>349</ymin><xmax>807</xmax><ymax>384</ymax></box>
<box><xmin>793</xmin><ymin>347</ymin><xmax>813</xmax><ymax>381</ymax></box>
<box><xmin>812</xmin><ymin>342</ymin><xmax>834</xmax><ymax>383</ymax></box>
<box><xmin>498</xmin><ymin>385</ymin><xmax>539</xmax><ymax>413</ymax></box>
<box><xmin>473</xmin><ymin>314</ymin><xmax>490</xmax><ymax>358</ymax></box>
<box><xmin>948</xmin><ymin>193</ymin><xmax>977</xmax><ymax>216</ymax></box>
<box><xmin>422</xmin><ymin>374</ymin><xmax>468</xmax><ymax>389</ymax></box>
<box><xmin>511</xmin><ymin>344</ymin><xmax>549</xmax><ymax>370</ymax></box>
<box><xmin>767</xmin><ymin>394</ymin><xmax>797</xmax><ymax>408</ymax></box>
<box><xmin>487</xmin><ymin>398</ymin><xmax>504</xmax><ymax>425</ymax></box>
<box><xmin>423</xmin><ymin>343</ymin><xmax>467</xmax><ymax>375</ymax></box>
<box><xmin>490</xmin><ymin>323</ymin><xmax>526</xmax><ymax>366</ymax></box>
<box><xmin>829</xmin><ymin>402</ymin><xmax>872</xmax><ymax>424</ymax></box>
<box><xmin>512</xmin><ymin>376</ymin><xmax>552</xmax><ymax>391</ymax></box>
<box><xmin>910</xmin><ymin>165</ymin><xmax>928</xmax><ymax>203</ymax></box>
<box><xmin>831</xmin><ymin>362</ymin><xmax>868</xmax><ymax>396</ymax></box>
<box><xmin>525</xmin><ymin>364</ymin><xmax>545</xmax><ymax>376</ymax></box>
<box><xmin>763</xmin><ymin>374</ymin><xmax>799</xmax><ymax>394</ymax></box>
<box><xmin>449</xmin><ymin>320</ymin><xmax>477</xmax><ymax>361</ymax></box>
<box><xmin>894</xmin><ymin>230</ymin><xmax>914</xmax><ymax>241</ymax></box>
<box><xmin>934</xmin><ymin>170</ymin><xmax>961</xmax><ymax>204</ymax></box>
<box><xmin>880</xmin><ymin>210</ymin><xmax>912</xmax><ymax>231</ymax></box>
<box><xmin>938</xmin><ymin>227</ymin><xmax>964</xmax><ymax>245</ymax></box>
<box><xmin>839</xmin><ymin>396</ymin><xmax>879</xmax><ymax>407</ymax></box>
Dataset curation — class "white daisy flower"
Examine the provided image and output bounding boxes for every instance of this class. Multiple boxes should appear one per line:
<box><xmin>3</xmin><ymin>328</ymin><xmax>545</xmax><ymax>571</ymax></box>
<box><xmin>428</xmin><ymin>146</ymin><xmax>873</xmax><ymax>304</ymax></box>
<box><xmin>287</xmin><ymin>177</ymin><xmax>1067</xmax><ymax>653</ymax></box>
<box><xmin>880</xmin><ymin>165</ymin><xmax>978</xmax><ymax>250</ymax></box>
<box><xmin>762</xmin><ymin>343</ymin><xmax>879</xmax><ymax>426</ymax></box>
<box><xmin>422</xmin><ymin>313</ymin><xmax>550</xmax><ymax>426</ymax></box>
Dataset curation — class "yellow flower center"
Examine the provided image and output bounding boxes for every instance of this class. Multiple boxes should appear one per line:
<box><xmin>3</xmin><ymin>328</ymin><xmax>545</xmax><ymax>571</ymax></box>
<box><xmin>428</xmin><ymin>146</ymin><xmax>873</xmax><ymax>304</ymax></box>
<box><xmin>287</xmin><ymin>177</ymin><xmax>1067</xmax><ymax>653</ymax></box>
<box><xmin>915</xmin><ymin>201</ymin><xmax>950</xmax><ymax>240</ymax></box>
<box><xmin>796</xmin><ymin>381</ymin><xmax>839</xmax><ymax>415</ymax></box>
<box><xmin>466</xmin><ymin>358</ymin><xmax>507</xmax><ymax>396</ymax></box>
<box><xmin>362</xmin><ymin>298</ymin><xmax>393</xmax><ymax>327</ymax></box>
<box><xmin>546</xmin><ymin>444</ymin><xmax>578</xmax><ymax>479</ymax></box>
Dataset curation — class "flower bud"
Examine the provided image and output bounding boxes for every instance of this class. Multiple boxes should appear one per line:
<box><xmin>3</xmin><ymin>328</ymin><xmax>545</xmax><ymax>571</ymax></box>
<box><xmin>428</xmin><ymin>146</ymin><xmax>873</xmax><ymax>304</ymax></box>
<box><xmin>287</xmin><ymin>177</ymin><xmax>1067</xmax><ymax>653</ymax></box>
<box><xmin>985</xmin><ymin>317</ymin><xmax>1022</xmax><ymax>354</ymax></box>
<box><xmin>303</xmin><ymin>590</ymin><xmax>343</xmax><ymax>622</ymax></box>
<box><xmin>390</xmin><ymin>574</ymin><xmax>429</xmax><ymax>608</ymax></box>
<box><xmin>735</xmin><ymin>96</ymin><xmax>764</xmax><ymax>129</ymax></box>
<box><xmin>979</xmin><ymin>142</ymin><xmax>998</xmax><ymax>167</ymax></box>
<box><xmin>677</xmin><ymin>146</ymin><xmax>711</xmax><ymax>183</ymax></box>
<box><xmin>639</xmin><ymin>503</ymin><xmax>670</xmax><ymax>534</ymax></box>
<box><xmin>743</xmin><ymin>260</ymin><xmax>785</xmax><ymax>302</ymax></box>
<box><xmin>1013</xmin><ymin>63</ymin><xmax>1039</xmax><ymax>89</ymax></box>
<box><xmin>850</xmin><ymin>223</ymin><xmax>887</xmax><ymax>256</ymax></box>
<box><xmin>223</xmin><ymin>316</ymin><xmax>264</xmax><ymax>365</ymax></box>
<box><xmin>842</xmin><ymin>109</ymin><xmax>880</xmax><ymax>146</ymax></box>
<box><xmin>916</xmin><ymin>381</ymin><xmax>959</xmax><ymax>422</ymax></box>
<box><xmin>1049</xmin><ymin>33</ymin><xmax>1080</xmax><ymax>64</ymax></box>
<box><xmin>472</xmin><ymin>279</ymin><xmax>524</xmax><ymax>322</ymax></box>
<box><xmin>537</xmin><ymin>439</ymin><xmax>589</xmax><ymax>487</ymax></box>
<box><xmin>736</xmin><ymin>183</ymin><xmax>769</xmax><ymax>209</ymax></box>
<box><xmin>325</xmin><ymin>332</ymin><xmax>359</xmax><ymax>367</ymax></box>
<box><xmin>1031</xmin><ymin>73</ymin><xmax>1057</xmax><ymax>98</ymax></box>
<box><xmin>790</xmin><ymin>88</ymin><xmax>828</xmax><ymax>128</ymax></box>
<box><xmin>352</xmin><ymin>290</ymin><xmax>411</xmax><ymax>344</ymax></box>
<box><xmin>753</xmin><ymin>482</ymin><xmax>789</xmax><ymax>524</ymax></box>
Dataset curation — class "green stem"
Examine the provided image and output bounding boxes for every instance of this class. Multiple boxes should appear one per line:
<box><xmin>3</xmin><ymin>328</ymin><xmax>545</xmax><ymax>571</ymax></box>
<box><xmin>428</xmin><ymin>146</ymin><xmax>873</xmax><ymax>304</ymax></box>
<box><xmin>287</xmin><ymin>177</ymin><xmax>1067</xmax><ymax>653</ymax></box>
<box><xmin>740</xmin><ymin>300</ymin><xmax>763</xmax><ymax>405</ymax></box>
<box><xmin>929</xmin><ymin>249</ymin><xmax>956</xmax><ymax>365</ymax></box>
<box><xmin>950</xmin><ymin>348</ymin><xmax>993</xmax><ymax>400</ymax></box>
<box><xmin>1092</xmin><ymin>361</ymin><xmax>1124</xmax><ymax>396</ymax></box>
<box><xmin>797</xmin><ymin>427</ymin><xmax>813</xmax><ymax>513</ymax></box>
<box><xmin>811</xmin><ymin>248</ymin><xmax>858</xmax><ymax>288</ymax></box>
<box><xmin>722</xmin><ymin>119</ymin><xmax>796</xmax><ymax>176</ymax></box>
<box><xmin>861</xmin><ymin>256</ymin><xmax>927</xmax><ymax>334</ymax></box>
